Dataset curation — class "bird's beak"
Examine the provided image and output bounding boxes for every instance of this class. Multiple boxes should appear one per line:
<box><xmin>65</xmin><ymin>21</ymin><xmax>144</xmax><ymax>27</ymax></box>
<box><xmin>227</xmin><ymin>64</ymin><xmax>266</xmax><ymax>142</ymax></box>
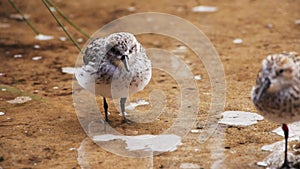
<box><xmin>254</xmin><ymin>77</ymin><xmax>271</xmax><ymax>104</ymax></box>
<box><xmin>121</xmin><ymin>55</ymin><xmax>130</xmax><ymax>72</ymax></box>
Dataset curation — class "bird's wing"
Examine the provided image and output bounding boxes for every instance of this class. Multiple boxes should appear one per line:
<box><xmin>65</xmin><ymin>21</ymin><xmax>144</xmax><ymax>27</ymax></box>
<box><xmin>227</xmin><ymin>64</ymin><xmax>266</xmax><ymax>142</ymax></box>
<box><xmin>83</xmin><ymin>38</ymin><xmax>107</xmax><ymax>65</ymax></box>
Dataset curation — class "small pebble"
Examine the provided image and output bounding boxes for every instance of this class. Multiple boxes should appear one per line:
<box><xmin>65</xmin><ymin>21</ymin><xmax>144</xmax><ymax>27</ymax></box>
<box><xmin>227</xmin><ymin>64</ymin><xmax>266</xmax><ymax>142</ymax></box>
<box><xmin>180</xmin><ymin>163</ymin><xmax>201</xmax><ymax>169</ymax></box>
<box><xmin>35</xmin><ymin>34</ymin><xmax>54</xmax><ymax>41</ymax></box>
<box><xmin>33</xmin><ymin>45</ymin><xmax>40</xmax><ymax>49</ymax></box>
<box><xmin>13</xmin><ymin>54</ymin><xmax>22</xmax><ymax>58</ymax></box>
<box><xmin>266</xmin><ymin>23</ymin><xmax>273</xmax><ymax>29</ymax></box>
<box><xmin>69</xmin><ymin>147</ymin><xmax>76</xmax><ymax>151</ymax></box>
<box><xmin>232</xmin><ymin>38</ymin><xmax>243</xmax><ymax>44</ymax></box>
<box><xmin>32</xmin><ymin>56</ymin><xmax>42</xmax><ymax>61</ymax></box>
<box><xmin>192</xmin><ymin>6</ymin><xmax>218</xmax><ymax>12</ymax></box>
<box><xmin>59</xmin><ymin>37</ymin><xmax>67</xmax><ymax>41</ymax></box>
<box><xmin>194</xmin><ymin>75</ymin><xmax>201</xmax><ymax>80</ymax></box>
<box><xmin>295</xmin><ymin>19</ymin><xmax>300</xmax><ymax>25</ymax></box>
<box><xmin>0</xmin><ymin>112</ymin><xmax>5</xmax><ymax>116</ymax></box>
<box><xmin>1</xmin><ymin>88</ymin><xmax>7</xmax><ymax>92</ymax></box>
<box><xmin>0</xmin><ymin>73</ymin><xmax>4</xmax><ymax>76</ymax></box>
<box><xmin>10</xmin><ymin>13</ymin><xmax>30</xmax><ymax>20</ymax></box>
<box><xmin>127</xmin><ymin>6</ymin><xmax>136</xmax><ymax>12</ymax></box>
<box><xmin>50</xmin><ymin>7</ymin><xmax>56</xmax><ymax>12</ymax></box>
<box><xmin>224</xmin><ymin>146</ymin><xmax>231</xmax><ymax>149</ymax></box>
<box><xmin>77</xmin><ymin>38</ymin><xmax>83</xmax><ymax>43</ymax></box>
<box><xmin>191</xmin><ymin>129</ymin><xmax>200</xmax><ymax>133</ymax></box>
<box><xmin>53</xmin><ymin>86</ymin><xmax>59</xmax><ymax>90</ymax></box>
<box><xmin>257</xmin><ymin>161</ymin><xmax>268</xmax><ymax>167</ymax></box>
<box><xmin>62</xmin><ymin>67</ymin><xmax>75</xmax><ymax>74</ymax></box>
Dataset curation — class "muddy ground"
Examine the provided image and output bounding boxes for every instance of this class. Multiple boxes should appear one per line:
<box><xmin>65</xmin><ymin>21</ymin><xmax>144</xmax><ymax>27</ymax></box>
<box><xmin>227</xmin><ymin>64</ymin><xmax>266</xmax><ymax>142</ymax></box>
<box><xmin>0</xmin><ymin>0</ymin><xmax>299</xmax><ymax>169</ymax></box>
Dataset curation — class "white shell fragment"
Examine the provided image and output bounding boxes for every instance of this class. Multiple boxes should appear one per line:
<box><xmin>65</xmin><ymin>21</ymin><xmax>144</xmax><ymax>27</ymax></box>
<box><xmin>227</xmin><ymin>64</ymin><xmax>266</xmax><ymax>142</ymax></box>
<box><xmin>0</xmin><ymin>112</ymin><xmax>5</xmax><ymax>116</ymax></box>
<box><xmin>125</xmin><ymin>99</ymin><xmax>149</xmax><ymax>111</ymax></box>
<box><xmin>7</xmin><ymin>96</ymin><xmax>32</xmax><ymax>104</ymax></box>
<box><xmin>69</xmin><ymin>147</ymin><xmax>76</xmax><ymax>151</ymax></box>
<box><xmin>59</xmin><ymin>37</ymin><xmax>67</xmax><ymax>41</ymax></box>
<box><xmin>259</xmin><ymin>137</ymin><xmax>300</xmax><ymax>168</ymax></box>
<box><xmin>62</xmin><ymin>67</ymin><xmax>75</xmax><ymax>74</ymax></box>
<box><xmin>194</xmin><ymin>75</ymin><xmax>201</xmax><ymax>80</ymax></box>
<box><xmin>50</xmin><ymin>7</ymin><xmax>56</xmax><ymax>12</ymax></box>
<box><xmin>192</xmin><ymin>6</ymin><xmax>218</xmax><ymax>12</ymax></box>
<box><xmin>256</xmin><ymin>161</ymin><xmax>268</xmax><ymax>167</ymax></box>
<box><xmin>35</xmin><ymin>34</ymin><xmax>54</xmax><ymax>41</ymax></box>
<box><xmin>172</xmin><ymin>45</ymin><xmax>188</xmax><ymax>54</ymax></box>
<box><xmin>127</xmin><ymin>6</ymin><xmax>136</xmax><ymax>12</ymax></box>
<box><xmin>10</xmin><ymin>13</ymin><xmax>30</xmax><ymax>20</ymax></box>
<box><xmin>190</xmin><ymin>129</ymin><xmax>200</xmax><ymax>133</ymax></box>
<box><xmin>13</xmin><ymin>54</ymin><xmax>22</xmax><ymax>58</ymax></box>
<box><xmin>33</xmin><ymin>45</ymin><xmax>40</xmax><ymax>49</ymax></box>
<box><xmin>218</xmin><ymin>111</ymin><xmax>264</xmax><ymax>126</ymax></box>
<box><xmin>232</xmin><ymin>38</ymin><xmax>243</xmax><ymax>44</ymax></box>
<box><xmin>180</xmin><ymin>163</ymin><xmax>201</xmax><ymax>169</ymax></box>
<box><xmin>32</xmin><ymin>56</ymin><xmax>42</xmax><ymax>61</ymax></box>
<box><xmin>272</xmin><ymin>121</ymin><xmax>300</xmax><ymax>138</ymax></box>
<box><xmin>77</xmin><ymin>38</ymin><xmax>83</xmax><ymax>43</ymax></box>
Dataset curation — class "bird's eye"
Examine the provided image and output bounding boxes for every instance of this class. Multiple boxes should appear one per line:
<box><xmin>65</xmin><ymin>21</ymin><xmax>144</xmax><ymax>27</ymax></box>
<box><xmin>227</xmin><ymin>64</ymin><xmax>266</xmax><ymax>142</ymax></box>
<box><xmin>277</xmin><ymin>69</ymin><xmax>285</xmax><ymax>75</ymax></box>
<box><xmin>129</xmin><ymin>45</ymin><xmax>136</xmax><ymax>53</ymax></box>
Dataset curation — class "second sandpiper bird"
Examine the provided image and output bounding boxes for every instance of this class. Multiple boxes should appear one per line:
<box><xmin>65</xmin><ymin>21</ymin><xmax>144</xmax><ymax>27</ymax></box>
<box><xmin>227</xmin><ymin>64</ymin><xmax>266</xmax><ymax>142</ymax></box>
<box><xmin>252</xmin><ymin>52</ymin><xmax>300</xmax><ymax>168</ymax></box>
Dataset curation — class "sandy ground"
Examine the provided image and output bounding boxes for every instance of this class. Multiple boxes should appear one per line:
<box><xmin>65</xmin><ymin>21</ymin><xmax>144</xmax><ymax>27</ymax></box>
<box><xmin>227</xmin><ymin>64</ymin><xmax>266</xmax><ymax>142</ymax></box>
<box><xmin>0</xmin><ymin>0</ymin><xmax>300</xmax><ymax>168</ymax></box>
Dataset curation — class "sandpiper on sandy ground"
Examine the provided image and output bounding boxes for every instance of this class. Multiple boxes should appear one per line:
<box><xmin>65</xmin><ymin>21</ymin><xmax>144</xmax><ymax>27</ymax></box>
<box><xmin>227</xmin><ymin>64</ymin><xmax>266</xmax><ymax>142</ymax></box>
<box><xmin>252</xmin><ymin>52</ymin><xmax>300</xmax><ymax>168</ymax></box>
<box><xmin>75</xmin><ymin>32</ymin><xmax>152</xmax><ymax>122</ymax></box>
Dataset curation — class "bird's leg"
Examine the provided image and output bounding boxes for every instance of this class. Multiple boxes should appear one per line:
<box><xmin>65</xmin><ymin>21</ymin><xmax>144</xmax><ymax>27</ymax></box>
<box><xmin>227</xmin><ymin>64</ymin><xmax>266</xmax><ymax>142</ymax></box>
<box><xmin>120</xmin><ymin>97</ymin><xmax>127</xmax><ymax>122</ymax></box>
<box><xmin>281</xmin><ymin>123</ymin><xmax>290</xmax><ymax>169</ymax></box>
<box><xmin>103</xmin><ymin>97</ymin><xmax>109</xmax><ymax>122</ymax></box>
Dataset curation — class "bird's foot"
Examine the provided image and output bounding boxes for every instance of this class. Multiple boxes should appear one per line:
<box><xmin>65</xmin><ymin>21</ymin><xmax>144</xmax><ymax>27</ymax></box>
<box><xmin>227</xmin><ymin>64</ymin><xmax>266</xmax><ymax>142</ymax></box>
<box><xmin>121</xmin><ymin>117</ymin><xmax>133</xmax><ymax>124</ymax></box>
<box><xmin>280</xmin><ymin>161</ymin><xmax>292</xmax><ymax>169</ymax></box>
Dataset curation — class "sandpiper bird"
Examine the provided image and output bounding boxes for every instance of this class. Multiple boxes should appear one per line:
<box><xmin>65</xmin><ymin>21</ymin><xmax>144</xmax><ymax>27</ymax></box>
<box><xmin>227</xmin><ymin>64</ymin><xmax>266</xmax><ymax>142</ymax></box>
<box><xmin>251</xmin><ymin>52</ymin><xmax>300</xmax><ymax>168</ymax></box>
<box><xmin>75</xmin><ymin>32</ymin><xmax>152</xmax><ymax>122</ymax></box>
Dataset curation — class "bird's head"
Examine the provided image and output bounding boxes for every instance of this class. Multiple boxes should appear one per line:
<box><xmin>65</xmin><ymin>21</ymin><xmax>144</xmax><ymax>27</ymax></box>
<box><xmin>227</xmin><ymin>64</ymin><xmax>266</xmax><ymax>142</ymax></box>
<box><xmin>261</xmin><ymin>54</ymin><xmax>297</xmax><ymax>92</ymax></box>
<box><xmin>253</xmin><ymin>53</ymin><xmax>298</xmax><ymax>104</ymax></box>
<box><xmin>106</xmin><ymin>32</ymin><xmax>140</xmax><ymax>72</ymax></box>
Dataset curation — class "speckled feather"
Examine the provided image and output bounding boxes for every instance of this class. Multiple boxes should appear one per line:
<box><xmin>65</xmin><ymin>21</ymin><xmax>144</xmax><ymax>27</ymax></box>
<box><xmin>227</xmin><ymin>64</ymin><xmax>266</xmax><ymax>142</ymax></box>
<box><xmin>76</xmin><ymin>32</ymin><xmax>151</xmax><ymax>99</ymax></box>
<box><xmin>251</xmin><ymin>52</ymin><xmax>300</xmax><ymax>123</ymax></box>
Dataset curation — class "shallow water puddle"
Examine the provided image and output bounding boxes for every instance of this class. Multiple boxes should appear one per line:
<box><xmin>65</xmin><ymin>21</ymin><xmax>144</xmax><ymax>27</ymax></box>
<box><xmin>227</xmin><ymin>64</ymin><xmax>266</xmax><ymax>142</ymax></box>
<box><xmin>78</xmin><ymin>137</ymin><xmax>153</xmax><ymax>169</ymax></box>
<box><xmin>93</xmin><ymin>134</ymin><xmax>182</xmax><ymax>152</ymax></box>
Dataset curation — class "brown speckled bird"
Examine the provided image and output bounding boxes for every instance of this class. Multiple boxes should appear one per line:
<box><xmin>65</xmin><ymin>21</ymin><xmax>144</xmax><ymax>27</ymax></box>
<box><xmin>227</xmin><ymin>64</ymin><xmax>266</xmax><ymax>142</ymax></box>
<box><xmin>75</xmin><ymin>32</ymin><xmax>152</xmax><ymax>122</ymax></box>
<box><xmin>251</xmin><ymin>52</ymin><xmax>300</xmax><ymax>168</ymax></box>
